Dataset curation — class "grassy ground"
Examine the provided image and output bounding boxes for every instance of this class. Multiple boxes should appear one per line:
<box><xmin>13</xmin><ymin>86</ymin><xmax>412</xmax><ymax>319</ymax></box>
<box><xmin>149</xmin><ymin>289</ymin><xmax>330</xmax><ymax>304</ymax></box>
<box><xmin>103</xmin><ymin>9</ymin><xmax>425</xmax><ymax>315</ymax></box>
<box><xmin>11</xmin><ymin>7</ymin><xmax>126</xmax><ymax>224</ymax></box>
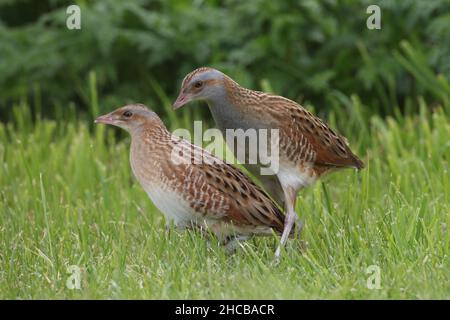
<box><xmin>0</xmin><ymin>97</ymin><xmax>449</xmax><ymax>299</ymax></box>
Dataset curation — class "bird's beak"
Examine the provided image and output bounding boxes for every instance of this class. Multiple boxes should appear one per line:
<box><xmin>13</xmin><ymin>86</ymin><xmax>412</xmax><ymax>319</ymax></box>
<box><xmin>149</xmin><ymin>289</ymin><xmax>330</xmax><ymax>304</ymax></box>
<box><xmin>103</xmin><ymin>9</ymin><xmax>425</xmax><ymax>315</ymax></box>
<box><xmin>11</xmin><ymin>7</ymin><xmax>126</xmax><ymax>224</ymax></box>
<box><xmin>94</xmin><ymin>113</ymin><xmax>115</xmax><ymax>125</ymax></box>
<box><xmin>173</xmin><ymin>92</ymin><xmax>191</xmax><ymax>110</ymax></box>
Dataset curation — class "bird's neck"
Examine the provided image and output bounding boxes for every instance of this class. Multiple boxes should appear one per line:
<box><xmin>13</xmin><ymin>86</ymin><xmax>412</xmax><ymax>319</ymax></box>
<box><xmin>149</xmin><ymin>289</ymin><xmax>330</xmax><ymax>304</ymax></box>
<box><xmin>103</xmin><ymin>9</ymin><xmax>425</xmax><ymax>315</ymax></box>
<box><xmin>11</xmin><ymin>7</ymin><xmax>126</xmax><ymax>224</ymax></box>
<box><xmin>206</xmin><ymin>82</ymin><xmax>256</xmax><ymax>132</ymax></box>
<box><xmin>207</xmin><ymin>97</ymin><xmax>233</xmax><ymax>131</ymax></box>
<box><xmin>130</xmin><ymin>123</ymin><xmax>171</xmax><ymax>153</ymax></box>
<box><xmin>129</xmin><ymin>123</ymin><xmax>173</xmax><ymax>185</ymax></box>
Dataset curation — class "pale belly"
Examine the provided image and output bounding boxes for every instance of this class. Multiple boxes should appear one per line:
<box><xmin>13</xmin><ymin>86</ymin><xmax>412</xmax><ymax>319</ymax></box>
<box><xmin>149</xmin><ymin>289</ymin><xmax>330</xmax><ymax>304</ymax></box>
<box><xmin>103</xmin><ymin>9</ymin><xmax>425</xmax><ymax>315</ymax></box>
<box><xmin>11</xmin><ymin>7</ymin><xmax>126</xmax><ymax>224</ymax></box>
<box><xmin>140</xmin><ymin>181</ymin><xmax>197</xmax><ymax>228</ymax></box>
<box><xmin>277</xmin><ymin>162</ymin><xmax>317</xmax><ymax>191</ymax></box>
<box><xmin>138</xmin><ymin>180</ymin><xmax>274</xmax><ymax>238</ymax></box>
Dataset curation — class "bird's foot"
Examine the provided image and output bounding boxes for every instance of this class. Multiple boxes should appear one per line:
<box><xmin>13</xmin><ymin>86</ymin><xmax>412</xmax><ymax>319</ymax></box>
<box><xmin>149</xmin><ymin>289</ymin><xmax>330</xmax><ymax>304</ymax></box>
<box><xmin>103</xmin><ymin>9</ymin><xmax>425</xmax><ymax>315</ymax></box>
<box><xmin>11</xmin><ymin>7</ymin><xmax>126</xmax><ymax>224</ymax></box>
<box><xmin>272</xmin><ymin>247</ymin><xmax>282</xmax><ymax>265</ymax></box>
<box><xmin>293</xmin><ymin>218</ymin><xmax>304</xmax><ymax>237</ymax></box>
<box><xmin>222</xmin><ymin>235</ymin><xmax>249</xmax><ymax>254</ymax></box>
<box><xmin>297</xmin><ymin>239</ymin><xmax>309</xmax><ymax>253</ymax></box>
<box><xmin>165</xmin><ymin>222</ymin><xmax>171</xmax><ymax>239</ymax></box>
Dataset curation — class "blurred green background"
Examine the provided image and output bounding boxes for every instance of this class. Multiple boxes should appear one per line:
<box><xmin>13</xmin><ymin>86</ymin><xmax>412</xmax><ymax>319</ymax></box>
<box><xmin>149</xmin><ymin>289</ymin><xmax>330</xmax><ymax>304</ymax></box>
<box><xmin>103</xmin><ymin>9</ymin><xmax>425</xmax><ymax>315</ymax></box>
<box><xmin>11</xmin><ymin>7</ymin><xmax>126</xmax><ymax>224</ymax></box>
<box><xmin>1</xmin><ymin>0</ymin><xmax>450</xmax><ymax>123</ymax></box>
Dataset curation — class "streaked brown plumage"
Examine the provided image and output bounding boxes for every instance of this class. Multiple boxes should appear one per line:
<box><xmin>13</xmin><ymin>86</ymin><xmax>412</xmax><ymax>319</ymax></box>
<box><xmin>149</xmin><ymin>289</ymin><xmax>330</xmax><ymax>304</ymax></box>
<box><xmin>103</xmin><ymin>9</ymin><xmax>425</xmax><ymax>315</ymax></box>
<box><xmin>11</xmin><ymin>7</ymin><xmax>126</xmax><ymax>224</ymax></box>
<box><xmin>95</xmin><ymin>104</ymin><xmax>291</xmax><ymax>250</ymax></box>
<box><xmin>173</xmin><ymin>67</ymin><xmax>364</xmax><ymax>258</ymax></box>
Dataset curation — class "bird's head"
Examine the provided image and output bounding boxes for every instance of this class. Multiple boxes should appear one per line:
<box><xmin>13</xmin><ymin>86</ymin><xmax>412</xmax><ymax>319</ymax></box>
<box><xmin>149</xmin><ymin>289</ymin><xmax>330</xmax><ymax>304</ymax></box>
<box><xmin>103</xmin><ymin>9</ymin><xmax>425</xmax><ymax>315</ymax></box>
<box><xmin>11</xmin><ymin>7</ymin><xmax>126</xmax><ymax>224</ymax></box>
<box><xmin>173</xmin><ymin>67</ymin><xmax>227</xmax><ymax>109</ymax></box>
<box><xmin>95</xmin><ymin>104</ymin><xmax>161</xmax><ymax>133</ymax></box>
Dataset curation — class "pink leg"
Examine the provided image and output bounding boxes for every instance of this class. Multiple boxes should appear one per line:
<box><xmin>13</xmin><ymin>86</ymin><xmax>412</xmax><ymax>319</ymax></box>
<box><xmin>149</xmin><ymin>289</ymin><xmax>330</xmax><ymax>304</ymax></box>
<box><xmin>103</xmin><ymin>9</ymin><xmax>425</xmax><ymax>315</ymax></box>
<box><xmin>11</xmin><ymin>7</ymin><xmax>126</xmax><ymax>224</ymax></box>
<box><xmin>274</xmin><ymin>186</ymin><xmax>299</xmax><ymax>259</ymax></box>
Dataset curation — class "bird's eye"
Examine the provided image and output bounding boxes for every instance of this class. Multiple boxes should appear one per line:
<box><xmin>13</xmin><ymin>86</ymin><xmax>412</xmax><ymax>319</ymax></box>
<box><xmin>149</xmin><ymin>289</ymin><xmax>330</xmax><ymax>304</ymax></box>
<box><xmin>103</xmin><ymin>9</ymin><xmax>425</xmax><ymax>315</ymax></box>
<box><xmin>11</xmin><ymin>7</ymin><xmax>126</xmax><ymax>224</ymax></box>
<box><xmin>123</xmin><ymin>111</ymin><xmax>132</xmax><ymax>118</ymax></box>
<box><xmin>194</xmin><ymin>81</ymin><xmax>203</xmax><ymax>88</ymax></box>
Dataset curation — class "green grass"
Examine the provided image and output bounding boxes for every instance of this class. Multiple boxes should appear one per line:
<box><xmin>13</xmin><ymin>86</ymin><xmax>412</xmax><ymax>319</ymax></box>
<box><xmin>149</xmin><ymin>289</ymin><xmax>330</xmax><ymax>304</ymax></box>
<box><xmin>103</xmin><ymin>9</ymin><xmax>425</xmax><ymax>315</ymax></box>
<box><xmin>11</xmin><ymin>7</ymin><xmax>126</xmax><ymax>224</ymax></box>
<box><xmin>0</xmin><ymin>98</ymin><xmax>449</xmax><ymax>299</ymax></box>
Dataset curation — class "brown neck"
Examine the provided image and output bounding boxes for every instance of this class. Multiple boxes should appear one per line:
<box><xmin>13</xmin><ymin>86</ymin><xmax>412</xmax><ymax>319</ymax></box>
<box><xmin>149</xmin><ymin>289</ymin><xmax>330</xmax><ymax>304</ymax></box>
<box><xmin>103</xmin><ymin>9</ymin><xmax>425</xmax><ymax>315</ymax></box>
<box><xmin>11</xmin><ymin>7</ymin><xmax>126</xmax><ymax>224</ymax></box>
<box><xmin>129</xmin><ymin>121</ymin><xmax>174</xmax><ymax>178</ymax></box>
<box><xmin>130</xmin><ymin>118</ymin><xmax>168</xmax><ymax>138</ymax></box>
<box><xmin>130</xmin><ymin>120</ymin><xmax>172</xmax><ymax>155</ymax></box>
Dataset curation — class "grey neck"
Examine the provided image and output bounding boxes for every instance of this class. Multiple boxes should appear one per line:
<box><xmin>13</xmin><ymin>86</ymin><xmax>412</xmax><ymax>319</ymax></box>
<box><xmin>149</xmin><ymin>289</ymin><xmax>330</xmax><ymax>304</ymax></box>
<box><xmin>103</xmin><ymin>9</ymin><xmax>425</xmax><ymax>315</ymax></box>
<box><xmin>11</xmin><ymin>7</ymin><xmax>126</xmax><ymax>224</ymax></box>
<box><xmin>207</xmin><ymin>97</ymin><xmax>230</xmax><ymax>131</ymax></box>
<box><xmin>207</xmin><ymin>95</ymin><xmax>261</xmax><ymax>132</ymax></box>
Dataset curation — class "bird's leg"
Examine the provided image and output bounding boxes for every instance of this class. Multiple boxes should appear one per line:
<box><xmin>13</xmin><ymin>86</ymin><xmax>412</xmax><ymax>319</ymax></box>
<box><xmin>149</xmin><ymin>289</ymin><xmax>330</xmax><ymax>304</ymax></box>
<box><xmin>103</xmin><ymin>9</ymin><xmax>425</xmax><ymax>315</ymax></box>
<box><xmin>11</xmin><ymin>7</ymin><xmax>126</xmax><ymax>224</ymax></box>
<box><xmin>258</xmin><ymin>174</ymin><xmax>285</xmax><ymax>209</ymax></box>
<box><xmin>294</xmin><ymin>213</ymin><xmax>304</xmax><ymax>236</ymax></box>
<box><xmin>274</xmin><ymin>186</ymin><xmax>298</xmax><ymax>259</ymax></box>
<box><xmin>165</xmin><ymin>220</ymin><xmax>171</xmax><ymax>239</ymax></box>
<box><xmin>223</xmin><ymin>235</ymin><xmax>249</xmax><ymax>254</ymax></box>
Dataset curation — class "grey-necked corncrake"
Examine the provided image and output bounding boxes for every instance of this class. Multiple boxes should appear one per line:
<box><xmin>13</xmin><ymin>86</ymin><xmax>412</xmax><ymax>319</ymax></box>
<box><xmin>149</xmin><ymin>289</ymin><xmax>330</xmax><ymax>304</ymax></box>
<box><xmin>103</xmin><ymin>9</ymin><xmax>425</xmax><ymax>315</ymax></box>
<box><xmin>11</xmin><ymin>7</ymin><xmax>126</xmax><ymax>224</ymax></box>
<box><xmin>174</xmin><ymin>68</ymin><xmax>364</xmax><ymax>258</ymax></box>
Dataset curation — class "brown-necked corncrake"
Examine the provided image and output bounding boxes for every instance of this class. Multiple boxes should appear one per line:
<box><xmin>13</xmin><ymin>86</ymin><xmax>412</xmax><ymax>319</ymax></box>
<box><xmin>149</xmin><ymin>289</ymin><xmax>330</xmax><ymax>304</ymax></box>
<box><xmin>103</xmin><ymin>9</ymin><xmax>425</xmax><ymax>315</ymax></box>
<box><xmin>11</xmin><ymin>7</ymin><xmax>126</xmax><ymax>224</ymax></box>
<box><xmin>173</xmin><ymin>68</ymin><xmax>365</xmax><ymax>258</ymax></box>
<box><xmin>95</xmin><ymin>104</ymin><xmax>296</xmax><ymax>252</ymax></box>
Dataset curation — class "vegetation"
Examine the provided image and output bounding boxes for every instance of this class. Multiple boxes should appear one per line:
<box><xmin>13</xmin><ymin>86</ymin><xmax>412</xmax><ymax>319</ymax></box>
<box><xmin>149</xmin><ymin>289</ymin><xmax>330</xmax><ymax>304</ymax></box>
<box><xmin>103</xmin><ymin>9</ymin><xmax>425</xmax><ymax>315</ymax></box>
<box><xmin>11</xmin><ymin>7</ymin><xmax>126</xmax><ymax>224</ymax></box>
<box><xmin>1</xmin><ymin>0</ymin><xmax>450</xmax><ymax>121</ymax></box>
<box><xmin>1</xmin><ymin>83</ymin><xmax>448</xmax><ymax>298</ymax></box>
<box><xmin>0</xmin><ymin>0</ymin><xmax>448</xmax><ymax>299</ymax></box>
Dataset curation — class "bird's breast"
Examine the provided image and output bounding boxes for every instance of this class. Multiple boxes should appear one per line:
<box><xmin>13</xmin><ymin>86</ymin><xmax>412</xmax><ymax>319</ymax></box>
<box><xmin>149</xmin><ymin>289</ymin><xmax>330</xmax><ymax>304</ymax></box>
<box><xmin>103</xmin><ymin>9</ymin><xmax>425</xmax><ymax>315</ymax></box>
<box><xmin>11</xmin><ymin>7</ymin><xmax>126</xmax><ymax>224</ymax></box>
<box><xmin>129</xmin><ymin>139</ymin><xmax>198</xmax><ymax>226</ymax></box>
<box><xmin>139</xmin><ymin>178</ymin><xmax>196</xmax><ymax>226</ymax></box>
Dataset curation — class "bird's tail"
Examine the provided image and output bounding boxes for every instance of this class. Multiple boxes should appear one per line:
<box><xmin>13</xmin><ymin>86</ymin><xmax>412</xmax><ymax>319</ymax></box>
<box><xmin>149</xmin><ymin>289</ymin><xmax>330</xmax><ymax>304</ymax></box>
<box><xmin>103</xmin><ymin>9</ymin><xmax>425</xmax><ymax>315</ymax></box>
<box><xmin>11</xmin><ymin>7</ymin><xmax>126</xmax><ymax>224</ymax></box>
<box><xmin>351</xmin><ymin>154</ymin><xmax>365</xmax><ymax>169</ymax></box>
